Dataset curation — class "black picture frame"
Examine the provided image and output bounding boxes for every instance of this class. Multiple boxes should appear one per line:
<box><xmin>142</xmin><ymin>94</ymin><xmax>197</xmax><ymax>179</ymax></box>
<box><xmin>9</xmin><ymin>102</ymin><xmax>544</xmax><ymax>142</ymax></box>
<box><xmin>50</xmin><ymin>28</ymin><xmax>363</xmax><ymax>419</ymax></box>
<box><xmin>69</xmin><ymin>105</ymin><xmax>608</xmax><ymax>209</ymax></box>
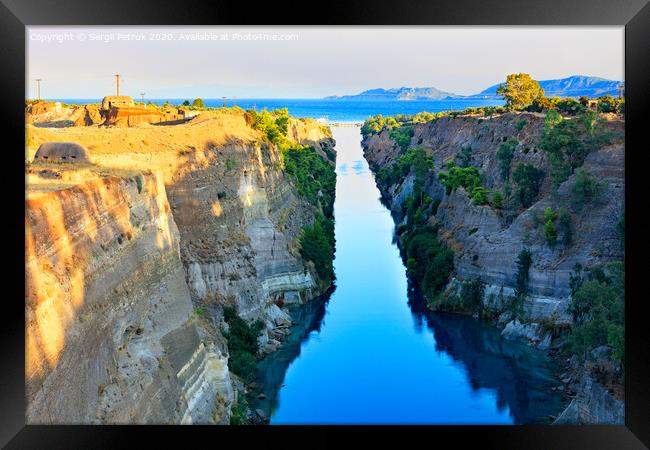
<box><xmin>2</xmin><ymin>0</ymin><xmax>648</xmax><ymax>448</ymax></box>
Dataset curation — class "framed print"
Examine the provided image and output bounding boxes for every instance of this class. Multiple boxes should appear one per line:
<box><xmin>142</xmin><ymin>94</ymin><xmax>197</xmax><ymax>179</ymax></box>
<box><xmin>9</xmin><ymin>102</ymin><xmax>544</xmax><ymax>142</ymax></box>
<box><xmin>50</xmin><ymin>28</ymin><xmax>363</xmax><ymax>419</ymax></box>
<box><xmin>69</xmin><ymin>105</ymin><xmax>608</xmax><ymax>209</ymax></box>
<box><xmin>2</xmin><ymin>0</ymin><xmax>649</xmax><ymax>448</ymax></box>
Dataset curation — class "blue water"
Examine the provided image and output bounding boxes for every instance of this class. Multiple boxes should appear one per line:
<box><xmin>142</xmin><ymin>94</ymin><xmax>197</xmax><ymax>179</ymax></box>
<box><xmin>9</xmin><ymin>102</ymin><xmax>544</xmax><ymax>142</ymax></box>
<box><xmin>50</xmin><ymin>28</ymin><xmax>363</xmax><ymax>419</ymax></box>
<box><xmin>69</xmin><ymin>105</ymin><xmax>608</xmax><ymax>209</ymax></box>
<box><xmin>254</xmin><ymin>126</ymin><xmax>564</xmax><ymax>424</ymax></box>
<box><xmin>51</xmin><ymin>98</ymin><xmax>503</xmax><ymax>123</ymax></box>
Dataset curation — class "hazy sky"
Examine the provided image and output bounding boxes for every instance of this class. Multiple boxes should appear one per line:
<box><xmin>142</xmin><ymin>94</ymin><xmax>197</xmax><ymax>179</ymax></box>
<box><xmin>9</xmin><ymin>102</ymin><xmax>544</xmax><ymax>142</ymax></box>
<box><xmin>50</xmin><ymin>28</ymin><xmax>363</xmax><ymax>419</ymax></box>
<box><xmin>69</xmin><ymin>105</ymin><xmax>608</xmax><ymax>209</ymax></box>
<box><xmin>27</xmin><ymin>26</ymin><xmax>623</xmax><ymax>99</ymax></box>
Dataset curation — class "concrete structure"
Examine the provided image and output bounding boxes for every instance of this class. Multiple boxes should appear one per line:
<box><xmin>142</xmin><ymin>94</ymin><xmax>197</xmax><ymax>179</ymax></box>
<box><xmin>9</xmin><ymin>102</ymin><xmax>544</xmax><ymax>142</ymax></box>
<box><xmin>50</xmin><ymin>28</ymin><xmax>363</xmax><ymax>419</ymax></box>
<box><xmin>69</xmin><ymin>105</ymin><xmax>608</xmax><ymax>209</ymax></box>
<box><xmin>33</xmin><ymin>142</ymin><xmax>90</xmax><ymax>163</ymax></box>
<box><xmin>100</xmin><ymin>96</ymin><xmax>135</xmax><ymax>111</ymax></box>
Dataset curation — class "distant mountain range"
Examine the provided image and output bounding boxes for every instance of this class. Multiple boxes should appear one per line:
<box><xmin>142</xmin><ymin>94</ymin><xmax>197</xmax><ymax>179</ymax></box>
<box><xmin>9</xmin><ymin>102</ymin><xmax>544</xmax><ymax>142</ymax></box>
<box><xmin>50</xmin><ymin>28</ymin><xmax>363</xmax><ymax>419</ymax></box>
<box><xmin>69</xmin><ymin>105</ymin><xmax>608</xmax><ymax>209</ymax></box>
<box><xmin>324</xmin><ymin>86</ymin><xmax>462</xmax><ymax>101</ymax></box>
<box><xmin>325</xmin><ymin>75</ymin><xmax>622</xmax><ymax>101</ymax></box>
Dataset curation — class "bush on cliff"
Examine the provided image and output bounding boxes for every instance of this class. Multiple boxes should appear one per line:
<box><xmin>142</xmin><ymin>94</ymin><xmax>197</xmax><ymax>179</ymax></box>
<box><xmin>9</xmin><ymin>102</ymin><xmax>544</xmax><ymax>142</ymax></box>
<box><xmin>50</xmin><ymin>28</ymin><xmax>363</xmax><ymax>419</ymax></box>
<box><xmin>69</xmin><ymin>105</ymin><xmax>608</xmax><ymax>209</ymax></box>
<box><xmin>496</xmin><ymin>138</ymin><xmax>518</xmax><ymax>182</ymax></box>
<box><xmin>299</xmin><ymin>212</ymin><xmax>335</xmax><ymax>285</ymax></box>
<box><xmin>571</xmin><ymin>168</ymin><xmax>606</xmax><ymax>210</ymax></box>
<box><xmin>512</xmin><ymin>162</ymin><xmax>545</xmax><ymax>208</ymax></box>
<box><xmin>222</xmin><ymin>306</ymin><xmax>264</xmax><ymax>383</ymax></box>
<box><xmin>403</xmin><ymin>225</ymin><xmax>454</xmax><ymax>300</ymax></box>
<box><xmin>540</xmin><ymin>109</ymin><xmax>618</xmax><ymax>189</ymax></box>
<box><xmin>248</xmin><ymin>108</ymin><xmax>290</xmax><ymax>146</ymax></box>
<box><xmin>377</xmin><ymin>147</ymin><xmax>434</xmax><ymax>188</ymax></box>
<box><xmin>438</xmin><ymin>163</ymin><xmax>482</xmax><ymax>196</ymax></box>
<box><xmin>566</xmin><ymin>262</ymin><xmax>624</xmax><ymax>363</ymax></box>
<box><xmin>282</xmin><ymin>144</ymin><xmax>336</xmax><ymax>217</ymax></box>
<box><xmin>389</xmin><ymin>126</ymin><xmax>414</xmax><ymax>152</ymax></box>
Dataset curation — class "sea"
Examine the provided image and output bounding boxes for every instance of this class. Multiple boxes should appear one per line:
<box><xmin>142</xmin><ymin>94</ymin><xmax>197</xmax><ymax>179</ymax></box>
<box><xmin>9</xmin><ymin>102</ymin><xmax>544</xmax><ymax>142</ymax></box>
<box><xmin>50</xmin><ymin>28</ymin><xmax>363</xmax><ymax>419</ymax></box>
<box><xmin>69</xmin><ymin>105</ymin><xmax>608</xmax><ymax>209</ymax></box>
<box><xmin>51</xmin><ymin>98</ymin><xmax>504</xmax><ymax>123</ymax></box>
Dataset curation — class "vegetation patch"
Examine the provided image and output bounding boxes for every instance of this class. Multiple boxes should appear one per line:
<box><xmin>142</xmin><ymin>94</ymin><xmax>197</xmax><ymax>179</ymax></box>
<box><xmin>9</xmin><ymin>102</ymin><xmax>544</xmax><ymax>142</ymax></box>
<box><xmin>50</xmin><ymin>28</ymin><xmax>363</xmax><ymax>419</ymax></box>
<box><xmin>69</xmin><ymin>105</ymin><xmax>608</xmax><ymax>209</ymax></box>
<box><xmin>566</xmin><ymin>262</ymin><xmax>624</xmax><ymax>364</ymax></box>
<box><xmin>222</xmin><ymin>306</ymin><xmax>264</xmax><ymax>384</ymax></box>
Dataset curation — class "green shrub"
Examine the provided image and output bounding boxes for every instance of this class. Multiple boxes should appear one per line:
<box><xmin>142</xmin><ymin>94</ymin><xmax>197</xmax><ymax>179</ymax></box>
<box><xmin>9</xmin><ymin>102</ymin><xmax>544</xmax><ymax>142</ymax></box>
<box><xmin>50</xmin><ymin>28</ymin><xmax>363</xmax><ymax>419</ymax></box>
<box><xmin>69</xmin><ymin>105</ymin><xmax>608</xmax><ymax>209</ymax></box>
<box><xmin>225</xmin><ymin>158</ymin><xmax>237</xmax><ymax>171</ymax></box>
<box><xmin>516</xmin><ymin>118</ymin><xmax>527</xmax><ymax>131</ymax></box>
<box><xmin>543</xmin><ymin>206</ymin><xmax>557</xmax><ymax>222</ymax></box>
<box><xmin>496</xmin><ymin>138</ymin><xmax>518</xmax><ymax>182</ymax></box>
<box><xmin>540</xmin><ymin>109</ymin><xmax>618</xmax><ymax>188</ymax></box>
<box><xmin>230</xmin><ymin>395</ymin><xmax>250</xmax><ymax>425</ymax></box>
<box><xmin>222</xmin><ymin>306</ymin><xmax>264</xmax><ymax>383</ymax></box>
<box><xmin>512</xmin><ymin>162</ymin><xmax>545</xmax><ymax>208</ymax></box>
<box><xmin>555</xmin><ymin>98</ymin><xmax>586</xmax><ymax>116</ymax></box>
<box><xmin>471</xmin><ymin>186</ymin><xmax>490</xmax><ymax>205</ymax></box>
<box><xmin>438</xmin><ymin>163</ymin><xmax>482</xmax><ymax>195</ymax></box>
<box><xmin>544</xmin><ymin>219</ymin><xmax>557</xmax><ymax>247</ymax></box>
<box><xmin>135</xmin><ymin>175</ymin><xmax>143</xmax><ymax>194</ymax></box>
<box><xmin>571</xmin><ymin>168</ymin><xmax>605</xmax><ymax>209</ymax></box>
<box><xmin>460</xmin><ymin>278</ymin><xmax>485</xmax><ymax>312</ymax></box>
<box><xmin>514</xmin><ymin>248</ymin><xmax>533</xmax><ymax>304</ymax></box>
<box><xmin>299</xmin><ymin>213</ymin><xmax>335</xmax><ymax>285</ymax></box>
<box><xmin>596</xmin><ymin>95</ymin><xmax>619</xmax><ymax>113</ymax></box>
<box><xmin>566</xmin><ymin>262</ymin><xmax>624</xmax><ymax>364</ymax></box>
<box><xmin>403</xmin><ymin>224</ymin><xmax>454</xmax><ymax>300</ymax></box>
<box><xmin>389</xmin><ymin>126</ymin><xmax>414</xmax><ymax>152</ymax></box>
<box><xmin>491</xmin><ymin>190</ymin><xmax>504</xmax><ymax>209</ymax></box>
<box><xmin>249</xmin><ymin>108</ymin><xmax>290</xmax><ymax>146</ymax></box>
<box><xmin>378</xmin><ymin>147</ymin><xmax>434</xmax><ymax>188</ymax></box>
<box><xmin>282</xmin><ymin>144</ymin><xmax>336</xmax><ymax>216</ymax></box>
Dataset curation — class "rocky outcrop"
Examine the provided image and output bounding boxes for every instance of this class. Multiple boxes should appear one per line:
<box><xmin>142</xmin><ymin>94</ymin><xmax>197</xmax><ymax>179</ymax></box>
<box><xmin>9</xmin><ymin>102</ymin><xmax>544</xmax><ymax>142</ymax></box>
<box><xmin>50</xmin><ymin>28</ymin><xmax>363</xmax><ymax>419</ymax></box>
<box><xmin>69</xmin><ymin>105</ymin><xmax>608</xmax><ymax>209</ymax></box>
<box><xmin>553</xmin><ymin>375</ymin><xmax>624</xmax><ymax>424</ymax></box>
<box><xmin>26</xmin><ymin>172</ymin><xmax>232</xmax><ymax>424</ymax></box>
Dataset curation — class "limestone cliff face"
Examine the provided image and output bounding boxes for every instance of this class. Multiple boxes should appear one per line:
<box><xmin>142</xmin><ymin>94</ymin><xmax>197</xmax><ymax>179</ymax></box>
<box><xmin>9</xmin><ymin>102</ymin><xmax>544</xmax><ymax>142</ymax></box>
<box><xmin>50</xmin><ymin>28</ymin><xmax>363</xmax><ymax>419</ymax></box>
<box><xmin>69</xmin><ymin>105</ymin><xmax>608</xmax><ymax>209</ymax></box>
<box><xmin>26</xmin><ymin>172</ymin><xmax>232</xmax><ymax>424</ymax></box>
<box><xmin>363</xmin><ymin>112</ymin><xmax>624</xmax><ymax>328</ymax></box>
<box><xmin>166</xmin><ymin>121</ymin><xmax>336</xmax><ymax>353</ymax></box>
<box><xmin>25</xmin><ymin>110</ymin><xmax>335</xmax><ymax>423</ymax></box>
<box><xmin>362</xmin><ymin>112</ymin><xmax>625</xmax><ymax>424</ymax></box>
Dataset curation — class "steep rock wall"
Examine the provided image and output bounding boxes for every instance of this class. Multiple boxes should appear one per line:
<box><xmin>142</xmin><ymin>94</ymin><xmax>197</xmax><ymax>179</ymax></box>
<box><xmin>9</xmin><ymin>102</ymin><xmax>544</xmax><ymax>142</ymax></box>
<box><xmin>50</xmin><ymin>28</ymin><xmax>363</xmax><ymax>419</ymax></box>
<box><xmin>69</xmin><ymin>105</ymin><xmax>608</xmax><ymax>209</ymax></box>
<box><xmin>362</xmin><ymin>112</ymin><xmax>625</xmax><ymax>424</ymax></box>
<box><xmin>26</xmin><ymin>172</ymin><xmax>232</xmax><ymax>424</ymax></box>
<box><xmin>363</xmin><ymin>113</ymin><xmax>624</xmax><ymax>328</ymax></box>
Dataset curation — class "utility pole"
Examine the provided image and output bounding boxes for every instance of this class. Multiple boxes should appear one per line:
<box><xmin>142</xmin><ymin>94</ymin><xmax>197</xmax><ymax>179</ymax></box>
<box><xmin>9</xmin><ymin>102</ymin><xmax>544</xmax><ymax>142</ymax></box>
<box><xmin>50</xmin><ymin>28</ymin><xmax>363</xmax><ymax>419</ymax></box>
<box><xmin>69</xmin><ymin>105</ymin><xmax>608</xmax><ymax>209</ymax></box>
<box><xmin>618</xmin><ymin>82</ymin><xmax>624</xmax><ymax>99</ymax></box>
<box><xmin>35</xmin><ymin>79</ymin><xmax>42</xmax><ymax>100</ymax></box>
<box><xmin>222</xmin><ymin>96</ymin><xmax>227</xmax><ymax>107</ymax></box>
<box><xmin>115</xmin><ymin>74</ymin><xmax>120</xmax><ymax>96</ymax></box>
<box><xmin>140</xmin><ymin>93</ymin><xmax>145</xmax><ymax>106</ymax></box>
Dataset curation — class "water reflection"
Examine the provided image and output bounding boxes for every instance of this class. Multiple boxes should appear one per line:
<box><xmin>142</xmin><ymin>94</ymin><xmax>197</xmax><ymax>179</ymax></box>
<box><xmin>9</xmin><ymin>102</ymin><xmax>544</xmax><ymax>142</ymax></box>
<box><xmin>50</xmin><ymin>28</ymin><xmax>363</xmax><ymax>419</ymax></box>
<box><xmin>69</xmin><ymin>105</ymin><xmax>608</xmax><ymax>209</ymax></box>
<box><xmin>409</xmin><ymin>296</ymin><xmax>565</xmax><ymax>424</ymax></box>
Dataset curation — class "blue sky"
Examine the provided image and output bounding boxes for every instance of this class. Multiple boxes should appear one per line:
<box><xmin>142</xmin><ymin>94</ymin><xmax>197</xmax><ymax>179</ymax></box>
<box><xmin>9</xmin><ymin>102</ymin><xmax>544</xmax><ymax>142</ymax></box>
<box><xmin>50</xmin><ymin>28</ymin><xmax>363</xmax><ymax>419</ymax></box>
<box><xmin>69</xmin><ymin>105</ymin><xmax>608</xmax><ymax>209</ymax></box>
<box><xmin>26</xmin><ymin>26</ymin><xmax>623</xmax><ymax>99</ymax></box>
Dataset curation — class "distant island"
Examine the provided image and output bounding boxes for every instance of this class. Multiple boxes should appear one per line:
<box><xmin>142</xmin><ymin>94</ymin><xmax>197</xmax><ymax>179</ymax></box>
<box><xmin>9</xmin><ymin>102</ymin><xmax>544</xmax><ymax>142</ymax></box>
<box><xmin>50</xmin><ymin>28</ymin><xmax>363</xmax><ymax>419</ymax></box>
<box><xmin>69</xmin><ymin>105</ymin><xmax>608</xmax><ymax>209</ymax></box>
<box><xmin>326</xmin><ymin>75</ymin><xmax>622</xmax><ymax>101</ymax></box>
<box><xmin>324</xmin><ymin>86</ymin><xmax>462</xmax><ymax>101</ymax></box>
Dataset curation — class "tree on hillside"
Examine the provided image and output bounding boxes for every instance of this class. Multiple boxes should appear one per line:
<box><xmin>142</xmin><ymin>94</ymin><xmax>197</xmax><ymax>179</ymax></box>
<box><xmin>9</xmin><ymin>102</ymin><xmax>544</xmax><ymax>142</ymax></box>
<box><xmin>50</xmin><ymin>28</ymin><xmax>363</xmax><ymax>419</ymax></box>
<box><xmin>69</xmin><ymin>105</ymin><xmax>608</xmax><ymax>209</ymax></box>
<box><xmin>192</xmin><ymin>98</ymin><xmax>206</xmax><ymax>109</ymax></box>
<box><xmin>496</xmin><ymin>73</ymin><xmax>545</xmax><ymax>110</ymax></box>
<box><xmin>182</xmin><ymin>100</ymin><xmax>190</xmax><ymax>106</ymax></box>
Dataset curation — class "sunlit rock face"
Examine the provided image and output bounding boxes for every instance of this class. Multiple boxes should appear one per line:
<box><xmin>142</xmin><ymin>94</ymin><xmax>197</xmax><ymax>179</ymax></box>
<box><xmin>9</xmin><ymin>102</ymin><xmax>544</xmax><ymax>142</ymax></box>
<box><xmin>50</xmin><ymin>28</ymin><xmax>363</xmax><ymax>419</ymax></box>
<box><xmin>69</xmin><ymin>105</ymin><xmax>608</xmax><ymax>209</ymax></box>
<box><xmin>25</xmin><ymin>172</ymin><xmax>232</xmax><ymax>424</ymax></box>
<box><xmin>25</xmin><ymin>110</ymin><xmax>336</xmax><ymax>423</ymax></box>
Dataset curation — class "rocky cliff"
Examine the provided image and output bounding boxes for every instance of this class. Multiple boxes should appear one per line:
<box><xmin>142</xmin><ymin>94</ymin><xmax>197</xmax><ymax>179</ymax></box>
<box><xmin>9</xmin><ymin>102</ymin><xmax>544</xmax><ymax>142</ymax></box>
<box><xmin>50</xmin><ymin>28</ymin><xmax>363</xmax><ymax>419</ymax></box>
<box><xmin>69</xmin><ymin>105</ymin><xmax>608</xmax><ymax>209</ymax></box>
<box><xmin>362</xmin><ymin>111</ymin><xmax>624</xmax><ymax>423</ymax></box>
<box><xmin>25</xmin><ymin>109</ymin><xmax>335</xmax><ymax>424</ymax></box>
